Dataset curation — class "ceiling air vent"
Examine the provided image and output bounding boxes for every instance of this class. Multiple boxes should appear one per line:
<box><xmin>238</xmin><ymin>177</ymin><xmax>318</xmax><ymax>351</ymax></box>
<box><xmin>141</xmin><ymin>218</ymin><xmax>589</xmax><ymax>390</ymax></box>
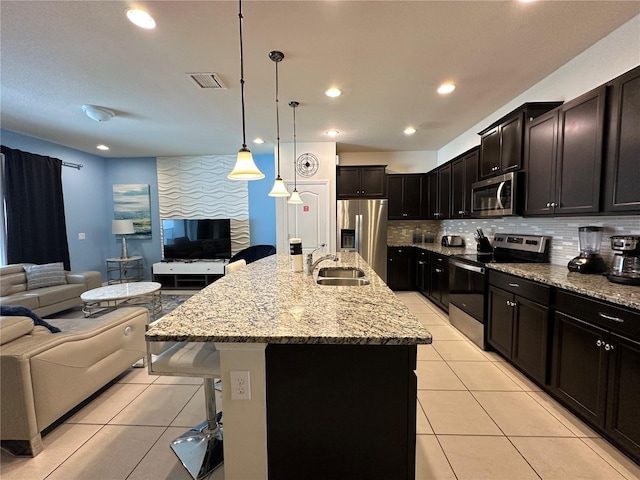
<box><xmin>187</xmin><ymin>73</ymin><xmax>227</xmax><ymax>89</ymax></box>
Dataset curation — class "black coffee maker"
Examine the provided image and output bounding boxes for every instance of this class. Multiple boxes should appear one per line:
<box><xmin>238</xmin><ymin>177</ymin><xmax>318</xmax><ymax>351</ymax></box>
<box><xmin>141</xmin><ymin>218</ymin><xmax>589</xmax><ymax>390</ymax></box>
<box><xmin>607</xmin><ymin>236</ymin><xmax>640</xmax><ymax>285</ymax></box>
<box><xmin>568</xmin><ymin>226</ymin><xmax>607</xmax><ymax>274</ymax></box>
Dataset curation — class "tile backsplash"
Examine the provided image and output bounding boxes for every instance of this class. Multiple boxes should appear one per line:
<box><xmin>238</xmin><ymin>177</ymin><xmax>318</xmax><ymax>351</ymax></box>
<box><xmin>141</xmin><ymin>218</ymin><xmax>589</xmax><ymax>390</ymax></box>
<box><xmin>388</xmin><ymin>215</ymin><xmax>640</xmax><ymax>266</ymax></box>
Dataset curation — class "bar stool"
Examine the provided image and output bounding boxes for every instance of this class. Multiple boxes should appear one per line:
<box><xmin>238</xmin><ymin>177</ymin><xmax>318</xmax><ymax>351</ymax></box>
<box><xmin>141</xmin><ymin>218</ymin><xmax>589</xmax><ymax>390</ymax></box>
<box><xmin>147</xmin><ymin>339</ymin><xmax>223</xmax><ymax>479</ymax></box>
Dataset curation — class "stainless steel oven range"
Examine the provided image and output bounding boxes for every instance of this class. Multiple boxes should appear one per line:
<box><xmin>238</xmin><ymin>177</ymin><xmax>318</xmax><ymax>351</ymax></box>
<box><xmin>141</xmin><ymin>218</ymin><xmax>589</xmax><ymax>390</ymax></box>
<box><xmin>448</xmin><ymin>234</ymin><xmax>551</xmax><ymax>350</ymax></box>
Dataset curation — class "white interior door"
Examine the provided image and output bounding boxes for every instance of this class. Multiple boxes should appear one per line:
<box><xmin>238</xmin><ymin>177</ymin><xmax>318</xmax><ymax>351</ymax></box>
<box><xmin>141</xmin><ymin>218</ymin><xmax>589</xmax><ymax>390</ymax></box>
<box><xmin>280</xmin><ymin>181</ymin><xmax>331</xmax><ymax>254</ymax></box>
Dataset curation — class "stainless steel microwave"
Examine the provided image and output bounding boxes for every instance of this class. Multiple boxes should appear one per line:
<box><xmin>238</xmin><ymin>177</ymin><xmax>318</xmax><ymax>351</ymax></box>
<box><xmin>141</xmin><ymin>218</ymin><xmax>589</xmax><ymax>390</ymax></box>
<box><xmin>471</xmin><ymin>172</ymin><xmax>522</xmax><ymax>217</ymax></box>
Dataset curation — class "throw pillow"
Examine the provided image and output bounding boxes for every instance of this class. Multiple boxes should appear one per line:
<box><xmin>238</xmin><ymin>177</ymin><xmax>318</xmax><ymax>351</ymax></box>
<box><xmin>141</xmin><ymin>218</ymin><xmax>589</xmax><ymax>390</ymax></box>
<box><xmin>0</xmin><ymin>305</ymin><xmax>62</xmax><ymax>333</ymax></box>
<box><xmin>24</xmin><ymin>262</ymin><xmax>67</xmax><ymax>290</ymax></box>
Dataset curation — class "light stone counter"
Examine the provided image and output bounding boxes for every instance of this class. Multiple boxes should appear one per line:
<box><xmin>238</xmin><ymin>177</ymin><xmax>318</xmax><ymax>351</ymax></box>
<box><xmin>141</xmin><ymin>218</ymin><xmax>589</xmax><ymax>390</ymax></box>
<box><xmin>145</xmin><ymin>252</ymin><xmax>432</xmax><ymax>345</ymax></box>
<box><xmin>488</xmin><ymin>263</ymin><xmax>640</xmax><ymax>311</ymax></box>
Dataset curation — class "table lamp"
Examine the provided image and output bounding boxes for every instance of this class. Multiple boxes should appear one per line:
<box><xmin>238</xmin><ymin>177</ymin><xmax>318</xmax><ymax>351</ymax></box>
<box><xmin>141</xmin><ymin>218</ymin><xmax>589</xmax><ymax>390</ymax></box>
<box><xmin>112</xmin><ymin>219</ymin><xmax>135</xmax><ymax>259</ymax></box>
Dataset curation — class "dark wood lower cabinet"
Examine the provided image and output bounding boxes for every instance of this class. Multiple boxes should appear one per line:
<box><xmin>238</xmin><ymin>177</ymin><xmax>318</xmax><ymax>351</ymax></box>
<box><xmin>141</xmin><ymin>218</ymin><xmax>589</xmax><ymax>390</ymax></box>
<box><xmin>551</xmin><ymin>291</ymin><xmax>640</xmax><ymax>464</ymax></box>
<box><xmin>265</xmin><ymin>344</ymin><xmax>417</xmax><ymax>480</ymax></box>
<box><xmin>388</xmin><ymin>247</ymin><xmax>415</xmax><ymax>290</ymax></box>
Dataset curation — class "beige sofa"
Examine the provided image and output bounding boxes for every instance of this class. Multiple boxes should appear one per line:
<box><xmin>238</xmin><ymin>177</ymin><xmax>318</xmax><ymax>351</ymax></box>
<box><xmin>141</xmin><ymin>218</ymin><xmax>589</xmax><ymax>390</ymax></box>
<box><xmin>0</xmin><ymin>264</ymin><xmax>102</xmax><ymax>317</ymax></box>
<box><xmin>0</xmin><ymin>307</ymin><xmax>148</xmax><ymax>456</ymax></box>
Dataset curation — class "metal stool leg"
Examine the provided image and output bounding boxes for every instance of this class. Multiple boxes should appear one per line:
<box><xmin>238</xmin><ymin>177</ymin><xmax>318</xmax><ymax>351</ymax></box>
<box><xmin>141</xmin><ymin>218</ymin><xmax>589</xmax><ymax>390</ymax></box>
<box><xmin>170</xmin><ymin>378</ymin><xmax>223</xmax><ymax>479</ymax></box>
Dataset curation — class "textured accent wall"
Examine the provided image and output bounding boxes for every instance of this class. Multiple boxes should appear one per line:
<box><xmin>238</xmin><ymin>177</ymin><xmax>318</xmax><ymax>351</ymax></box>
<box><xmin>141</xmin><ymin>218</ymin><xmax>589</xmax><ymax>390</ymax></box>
<box><xmin>157</xmin><ymin>155</ymin><xmax>250</xmax><ymax>254</ymax></box>
<box><xmin>389</xmin><ymin>215</ymin><xmax>640</xmax><ymax>267</ymax></box>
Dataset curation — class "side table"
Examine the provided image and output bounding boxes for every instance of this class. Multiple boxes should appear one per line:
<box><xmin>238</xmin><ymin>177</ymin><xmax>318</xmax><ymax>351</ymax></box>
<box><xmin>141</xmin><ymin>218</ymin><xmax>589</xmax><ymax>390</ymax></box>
<box><xmin>107</xmin><ymin>256</ymin><xmax>143</xmax><ymax>284</ymax></box>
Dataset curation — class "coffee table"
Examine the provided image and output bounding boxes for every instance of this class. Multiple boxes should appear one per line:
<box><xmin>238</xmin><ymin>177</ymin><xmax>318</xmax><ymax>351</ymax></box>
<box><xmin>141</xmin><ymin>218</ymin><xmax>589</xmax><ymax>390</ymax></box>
<box><xmin>81</xmin><ymin>281</ymin><xmax>162</xmax><ymax>319</ymax></box>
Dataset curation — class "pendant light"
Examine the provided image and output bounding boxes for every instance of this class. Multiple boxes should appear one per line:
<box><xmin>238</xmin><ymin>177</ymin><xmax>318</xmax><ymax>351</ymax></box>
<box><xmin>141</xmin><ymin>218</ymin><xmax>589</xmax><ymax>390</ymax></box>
<box><xmin>288</xmin><ymin>101</ymin><xmax>303</xmax><ymax>204</ymax></box>
<box><xmin>268</xmin><ymin>50</ymin><xmax>290</xmax><ymax>197</ymax></box>
<box><xmin>228</xmin><ymin>0</ymin><xmax>264</xmax><ymax>180</ymax></box>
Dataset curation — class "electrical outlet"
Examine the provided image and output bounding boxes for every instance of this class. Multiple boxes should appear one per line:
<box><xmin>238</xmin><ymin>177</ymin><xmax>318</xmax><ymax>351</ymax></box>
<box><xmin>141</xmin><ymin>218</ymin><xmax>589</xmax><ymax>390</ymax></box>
<box><xmin>78</xmin><ymin>232</ymin><xmax>86</xmax><ymax>240</ymax></box>
<box><xmin>230</xmin><ymin>370</ymin><xmax>251</xmax><ymax>400</ymax></box>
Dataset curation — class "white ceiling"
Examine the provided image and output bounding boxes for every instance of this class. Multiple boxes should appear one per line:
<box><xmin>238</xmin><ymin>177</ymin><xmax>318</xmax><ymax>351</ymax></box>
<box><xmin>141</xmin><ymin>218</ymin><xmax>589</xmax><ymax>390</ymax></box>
<box><xmin>2</xmin><ymin>1</ymin><xmax>639</xmax><ymax>158</ymax></box>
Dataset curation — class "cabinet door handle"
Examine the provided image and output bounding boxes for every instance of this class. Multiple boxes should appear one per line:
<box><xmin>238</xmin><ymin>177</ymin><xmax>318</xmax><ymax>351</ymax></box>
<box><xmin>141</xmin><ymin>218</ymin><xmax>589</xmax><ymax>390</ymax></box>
<box><xmin>596</xmin><ymin>339</ymin><xmax>604</xmax><ymax>347</ymax></box>
<box><xmin>435</xmin><ymin>268</ymin><xmax>442</xmax><ymax>273</ymax></box>
<box><xmin>599</xmin><ymin>312</ymin><xmax>624</xmax><ymax>323</ymax></box>
<box><xmin>403</xmin><ymin>213</ymin><xmax>407</xmax><ymax>217</ymax></box>
<box><xmin>605</xmin><ymin>343</ymin><xmax>615</xmax><ymax>351</ymax></box>
<box><xmin>508</xmin><ymin>283</ymin><xmax>519</xmax><ymax>288</ymax></box>
<box><xmin>506</xmin><ymin>300</ymin><xmax>516</xmax><ymax>307</ymax></box>
<box><xmin>546</xmin><ymin>202</ymin><xmax>551</xmax><ymax>208</ymax></box>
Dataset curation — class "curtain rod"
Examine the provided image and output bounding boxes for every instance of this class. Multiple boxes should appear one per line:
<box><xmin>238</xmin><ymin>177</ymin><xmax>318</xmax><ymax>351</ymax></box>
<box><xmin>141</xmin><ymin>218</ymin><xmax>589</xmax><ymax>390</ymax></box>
<box><xmin>62</xmin><ymin>161</ymin><xmax>83</xmax><ymax>170</ymax></box>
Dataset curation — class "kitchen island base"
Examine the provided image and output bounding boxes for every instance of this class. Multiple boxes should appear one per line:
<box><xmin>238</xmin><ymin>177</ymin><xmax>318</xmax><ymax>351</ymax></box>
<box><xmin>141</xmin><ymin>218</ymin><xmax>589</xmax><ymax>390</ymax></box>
<box><xmin>266</xmin><ymin>343</ymin><xmax>418</xmax><ymax>480</ymax></box>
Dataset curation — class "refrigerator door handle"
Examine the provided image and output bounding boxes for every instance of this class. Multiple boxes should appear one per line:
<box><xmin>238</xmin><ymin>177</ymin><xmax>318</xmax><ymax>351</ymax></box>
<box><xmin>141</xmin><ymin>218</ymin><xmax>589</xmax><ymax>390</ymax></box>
<box><xmin>355</xmin><ymin>214</ymin><xmax>362</xmax><ymax>252</ymax></box>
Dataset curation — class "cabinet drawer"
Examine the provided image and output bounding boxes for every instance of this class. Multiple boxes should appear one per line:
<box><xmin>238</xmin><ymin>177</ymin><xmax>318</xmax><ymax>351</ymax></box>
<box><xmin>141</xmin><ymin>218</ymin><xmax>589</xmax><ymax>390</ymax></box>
<box><xmin>489</xmin><ymin>270</ymin><xmax>550</xmax><ymax>305</ymax></box>
<box><xmin>556</xmin><ymin>290</ymin><xmax>640</xmax><ymax>340</ymax></box>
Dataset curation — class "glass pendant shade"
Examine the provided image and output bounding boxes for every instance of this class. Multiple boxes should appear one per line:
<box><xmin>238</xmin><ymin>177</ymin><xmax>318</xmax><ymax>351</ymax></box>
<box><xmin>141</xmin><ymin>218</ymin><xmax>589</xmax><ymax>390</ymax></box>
<box><xmin>288</xmin><ymin>189</ymin><xmax>303</xmax><ymax>204</ymax></box>
<box><xmin>268</xmin><ymin>176</ymin><xmax>290</xmax><ymax>197</ymax></box>
<box><xmin>228</xmin><ymin>148</ymin><xmax>264</xmax><ymax>180</ymax></box>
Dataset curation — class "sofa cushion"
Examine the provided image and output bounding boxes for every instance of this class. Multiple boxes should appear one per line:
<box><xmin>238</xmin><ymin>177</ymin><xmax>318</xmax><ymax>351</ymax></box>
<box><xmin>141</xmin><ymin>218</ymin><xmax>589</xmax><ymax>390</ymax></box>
<box><xmin>24</xmin><ymin>263</ymin><xmax>67</xmax><ymax>291</ymax></box>
<box><xmin>0</xmin><ymin>306</ymin><xmax>61</xmax><ymax>333</ymax></box>
<box><xmin>0</xmin><ymin>316</ymin><xmax>34</xmax><ymax>345</ymax></box>
<box><xmin>33</xmin><ymin>284</ymin><xmax>85</xmax><ymax>308</ymax></box>
<box><xmin>0</xmin><ymin>294</ymin><xmax>39</xmax><ymax>311</ymax></box>
<box><xmin>0</xmin><ymin>267</ymin><xmax>28</xmax><ymax>297</ymax></box>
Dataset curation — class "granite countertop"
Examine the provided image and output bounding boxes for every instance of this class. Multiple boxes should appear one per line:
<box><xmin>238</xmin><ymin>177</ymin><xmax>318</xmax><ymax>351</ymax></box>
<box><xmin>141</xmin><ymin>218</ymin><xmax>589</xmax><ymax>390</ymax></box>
<box><xmin>389</xmin><ymin>243</ymin><xmax>640</xmax><ymax>311</ymax></box>
<box><xmin>146</xmin><ymin>252</ymin><xmax>432</xmax><ymax>345</ymax></box>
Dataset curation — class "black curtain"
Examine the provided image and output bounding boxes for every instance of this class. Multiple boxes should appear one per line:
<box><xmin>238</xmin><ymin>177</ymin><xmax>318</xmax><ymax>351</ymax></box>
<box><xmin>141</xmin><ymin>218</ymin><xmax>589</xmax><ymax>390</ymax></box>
<box><xmin>1</xmin><ymin>146</ymin><xmax>71</xmax><ymax>270</ymax></box>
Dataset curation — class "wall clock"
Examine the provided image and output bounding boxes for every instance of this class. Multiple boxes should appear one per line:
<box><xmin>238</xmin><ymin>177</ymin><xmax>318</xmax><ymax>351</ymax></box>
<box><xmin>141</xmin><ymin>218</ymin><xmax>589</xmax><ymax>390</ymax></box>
<box><xmin>296</xmin><ymin>153</ymin><xmax>319</xmax><ymax>178</ymax></box>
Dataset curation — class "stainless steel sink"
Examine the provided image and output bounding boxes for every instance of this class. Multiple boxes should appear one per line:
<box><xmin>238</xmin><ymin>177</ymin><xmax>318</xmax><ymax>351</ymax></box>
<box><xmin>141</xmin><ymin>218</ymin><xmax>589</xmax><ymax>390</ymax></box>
<box><xmin>317</xmin><ymin>267</ymin><xmax>366</xmax><ymax>278</ymax></box>
<box><xmin>316</xmin><ymin>277</ymin><xmax>370</xmax><ymax>286</ymax></box>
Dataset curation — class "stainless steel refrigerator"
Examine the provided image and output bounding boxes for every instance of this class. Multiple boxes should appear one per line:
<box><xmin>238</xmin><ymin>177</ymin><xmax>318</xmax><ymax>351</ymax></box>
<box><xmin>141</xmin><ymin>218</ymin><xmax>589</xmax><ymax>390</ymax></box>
<box><xmin>337</xmin><ymin>199</ymin><xmax>388</xmax><ymax>282</ymax></box>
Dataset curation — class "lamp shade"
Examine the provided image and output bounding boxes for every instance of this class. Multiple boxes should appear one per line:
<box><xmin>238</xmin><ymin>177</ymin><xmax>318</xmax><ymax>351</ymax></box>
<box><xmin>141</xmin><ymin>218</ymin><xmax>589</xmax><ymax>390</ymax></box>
<box><xmin>288</xmin><ymin>189</ymin><xmax>303</xmax><ymax>204</ymax></box>
<box><xmin>268</xmin><ymin>176</ymin><xmax>290</xmax><ymax>197</ymax></box>
<box><xmin>112</xmin><ymin>219</ymin><xmax>135</xmax><ymax>235</ymax></box>
<box><xmin>228</xmin><ymin>148</ymin><xmax>265</xmax><ymax>180</ymax></box>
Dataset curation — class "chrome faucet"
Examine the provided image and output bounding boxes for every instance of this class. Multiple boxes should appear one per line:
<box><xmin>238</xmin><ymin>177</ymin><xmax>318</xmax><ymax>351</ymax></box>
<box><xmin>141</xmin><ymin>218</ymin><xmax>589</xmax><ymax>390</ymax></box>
<box><xmin>306</xmin><ymin>245</ymin><xmax>338</xmax><ymax>275</ymax></box>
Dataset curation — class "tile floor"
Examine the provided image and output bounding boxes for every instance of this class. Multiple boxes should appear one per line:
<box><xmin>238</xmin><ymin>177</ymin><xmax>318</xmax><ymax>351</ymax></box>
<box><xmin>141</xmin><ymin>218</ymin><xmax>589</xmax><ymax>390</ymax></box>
<box><xmin>2</xmin><ymin>292</ymin><xmax>640</xmax><ymax>479</ymax></box>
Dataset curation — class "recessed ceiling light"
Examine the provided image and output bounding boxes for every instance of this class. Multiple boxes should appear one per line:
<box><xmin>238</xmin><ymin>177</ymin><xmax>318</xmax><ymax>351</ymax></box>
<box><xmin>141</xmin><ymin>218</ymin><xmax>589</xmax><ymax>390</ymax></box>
<box><xmin>126</xmin><ymin>8</ymin><xmax>156</xmax><ymax>29</ymax></box>
<box><xmin>96</xmin><ymin>144</ymin><xmax>109</xmax><ymax>151</ymax></box>
<box><xmin>253</xmin><ymin>138</ymin><xmax>264</xmax><ymax>144</ymax></box>
<box><xmin>325</xmin><ymin>130</ymin><xmax>340</xmax><ymax>137</ymax></box>
<box><xmin>404</xmin><ymin>127</ymin><xmax>416</xmax><ymax>135</ymax></box>
<box><xmin>325</xmin><ymin>88</ymin><xmax>342</xmax><ymax>98</ymax></box>
<box><xmin>437</xmin><ymin>83</ymin><xmax>456</xmax><ymax>95</ymax></box>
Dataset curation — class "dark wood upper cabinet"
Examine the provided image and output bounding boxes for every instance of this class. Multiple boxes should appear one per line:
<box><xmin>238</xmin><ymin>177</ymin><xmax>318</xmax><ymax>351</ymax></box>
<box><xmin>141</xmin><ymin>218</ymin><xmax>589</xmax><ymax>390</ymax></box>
<box><xmin>451</xmin><ymin>147</ymin><xmax>479</xmax><ymax>218</ymax></box>
<box><xmin>388</xmin><ymin>174</ymin><xmax>424</xmax><ymax>219</ymax></box>
<box><xmin>425</xmin><ymin>171</ymin><xmax>439</xmax><ymax>220</ymax></box>
<box><xmin>437</xmin><ymin>164</ymin><xmax>451</xmax><ymax>220</ymax></box>
<box><xmin>336</xmin><ymin>166</ymin><xmax>387</xmax><ymax>198</ymax></box>
<box><xmin>603</xmin><ymin>65</ymin><xmax>640</xmax><ymax>213</ymax></box>
<box><xmin>479</xmin><ymin>102</ymin><xmax>563</xmax><ymax>180</ymax></box>
<box><xmin>523</xmin><ymin>87</ymin><xmax>605</xmax><ymax>216</ymax></box>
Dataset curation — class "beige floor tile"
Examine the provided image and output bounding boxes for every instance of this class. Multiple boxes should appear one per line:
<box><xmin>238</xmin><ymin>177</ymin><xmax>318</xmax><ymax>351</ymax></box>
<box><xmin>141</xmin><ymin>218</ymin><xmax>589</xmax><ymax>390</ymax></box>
<box><xmin>415</xmin><ymin>434</ymin><xmax>456</xmax><ymax>480</ymax></box>
<box><xmin>427</xmin><ymin>325</ymin><xmax>465</xmax><ymax>341</ymax></box>
<box><xmin>117</xmin><ymin>366</ymin><xmax>158</xmax><ymax>384</ymax></box>
<box><xmin>581</xmin><ymin>437</ymin><xmax>640</xmax><ymax>480</ymax></box>
<box><xmin>416</xmin><ymin>360</ymin><xmax>467</xmax><ymax>390</ymax></box>
<box><xmin>65</xmin><ymin>383</ymin><xmax>149</xmax><ymax>425</ymax></box>
<box><xmin>447</xmin><ymin>361</ymin><xmax>521</xmax><ymax>391</ymax></box>
<box><xmin>526</xmin><ymin>390</ymin><xmax>601</xmax><ymax>438</ymax></box>
<box><xmin>417</xmin><ymin>344</ymin><xmax>442</xmax><ymax>361</ymax></box>
<box><xmin>417</xmin><ymin>390</ymin><xmax>501</xmax><ymax>435</ymax></box>
<box><xmin>0</xmin><ymin>424</ymin><xmax>101</xmax><ymax>480</ymax></box>
<box><xmin>407</xmin><ymin>303</ymin><xmax>438</xmax><ymax>314</ymax></box>
<box><xmin>415</xmin><ymin>312</ymin><xmax>449</xmax><ymax>326</ymax></box>
<box><xmin>433</xmin><ymin>340</ymin><xmax>492</xmax><ymax>362</ymax></box>
<box><xmin>510</xmin><ymin>437</ymin><xmax>627</xmax><ymax>479</ymax></box>
<box><xmin>171</xmin><ymin>387</ymin><xmax>223</xmax><ymax>428</ymax></box>
<box><xmin>46</xmin><ymin>425</ymin><xmax>165</xmax><ymax>480</ymax></box>
<box><xmin>438</xmin><ymin>435</ymin><xmax>539</xmax><ymax>480</ymax></box>
<box><xmin>153</xmin><ymin>375</ymin><xmax>204</xmax><ymax>385</ymax></box>
<box><xmin>416</xmin><ymin>399</ymin><xmax>434</xmax><ymax>434</ymax></box>
<box><xmin>479</xmin><ymin>349</ymin><xmax>507</xmax><ymax>361</ymax></box>
<box><xmin>396</xmin><ymin>292</ymin><xmax>428</xmax><ymax>305</ymax></box>
<box><xmin>109</xmin><ymin>384</ymin><xmax>199</xmax><ymax>426</ymax></box>
<box><xmin>472</xmin><ymin>391</ymin><xmax>575</xmax><ymax>436</ymax></box>
<box><xmin>127</xmin><ymin>427</ymin><xmax>198</xmax><ymax>480</ymax></box>
<box><xmin>493</xmin><ymin>361</ymin><xmax>542</xmax><ymax>391</ymax></box>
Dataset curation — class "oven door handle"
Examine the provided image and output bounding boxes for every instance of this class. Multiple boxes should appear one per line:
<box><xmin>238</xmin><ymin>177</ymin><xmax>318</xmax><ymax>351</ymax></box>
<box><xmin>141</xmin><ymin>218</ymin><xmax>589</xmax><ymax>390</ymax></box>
<box><xmin>450</xmin><ymin>260</ymin><xmax>485</xmax><ymax>274</ymax></box>
<box><xmin>496</xmin><ymin>181</ymin><xmax>505</xmax><ymax>210</ymax></box>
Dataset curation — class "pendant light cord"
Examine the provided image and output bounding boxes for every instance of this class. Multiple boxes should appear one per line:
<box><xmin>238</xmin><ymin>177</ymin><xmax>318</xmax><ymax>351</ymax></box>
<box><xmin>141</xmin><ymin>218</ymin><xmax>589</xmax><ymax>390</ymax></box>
<box><xmin>275</xmin><ymin>60</ymin><xmax>281</xmax><ymax>177</ymax></box>
<box><xmin>238</xmin><ymin>0</ymin><xmax>247</xmax><ymax>149</ymax></box>
<box><xmin>292</xmin><ymin>102</ymin><xmax>297</xmax><ymax>189</ymax></box>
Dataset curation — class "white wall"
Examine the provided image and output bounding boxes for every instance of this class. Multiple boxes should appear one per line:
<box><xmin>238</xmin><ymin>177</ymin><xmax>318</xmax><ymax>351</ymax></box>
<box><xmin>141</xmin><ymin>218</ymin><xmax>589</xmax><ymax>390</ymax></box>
<box><xmin>437</xmin><ymin>14</ymin><xmax>640</xmax><ymax>163</ymax></box>
<box><xmin>337</xmin><ymin>151</ymin><xmax>438</xmax><ymax>174</ymax></box>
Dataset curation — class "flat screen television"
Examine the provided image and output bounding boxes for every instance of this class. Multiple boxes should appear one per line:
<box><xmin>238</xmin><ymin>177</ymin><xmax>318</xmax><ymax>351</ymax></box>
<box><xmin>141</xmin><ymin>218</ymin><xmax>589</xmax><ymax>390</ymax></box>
<box><xmin>162</xmin><ymin>219</ymin><xmax>231</xmax><ymax>260</ymax></box>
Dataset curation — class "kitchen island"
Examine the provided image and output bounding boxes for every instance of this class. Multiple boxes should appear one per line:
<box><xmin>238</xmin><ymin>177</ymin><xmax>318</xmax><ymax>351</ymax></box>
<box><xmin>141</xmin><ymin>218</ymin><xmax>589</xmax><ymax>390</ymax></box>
<box><xmin>146</xmin><ymin>252</ymin><xmax>431</xmax><ymax>480</ymax></box>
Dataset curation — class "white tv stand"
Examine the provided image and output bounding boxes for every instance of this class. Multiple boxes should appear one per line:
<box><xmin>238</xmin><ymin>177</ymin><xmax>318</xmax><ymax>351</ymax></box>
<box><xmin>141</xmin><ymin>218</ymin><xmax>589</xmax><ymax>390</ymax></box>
<box><xmin>152</xmin><ymin>260</ymin><xmax>228</xmax><ymax>289</ymax></box>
